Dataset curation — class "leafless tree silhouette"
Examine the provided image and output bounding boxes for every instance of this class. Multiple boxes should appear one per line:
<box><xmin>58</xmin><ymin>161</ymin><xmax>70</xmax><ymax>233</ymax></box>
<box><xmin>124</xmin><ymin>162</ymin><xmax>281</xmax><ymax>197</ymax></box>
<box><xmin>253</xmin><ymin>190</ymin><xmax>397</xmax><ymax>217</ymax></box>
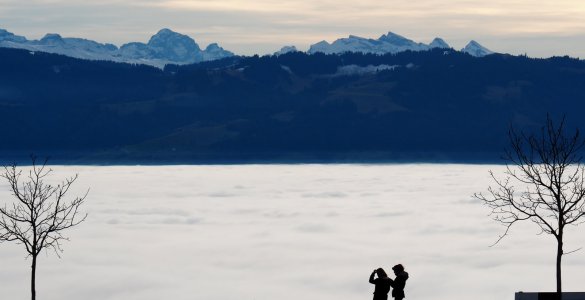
<box><xmin>474</xmin><ymin>116</ymin><xmax>585</xmax><ymax>295</ymax></box>
<box><xmin>0</xmin><ymin>157</ymin><xmax>88</xmax><ymax>300</ymax></box>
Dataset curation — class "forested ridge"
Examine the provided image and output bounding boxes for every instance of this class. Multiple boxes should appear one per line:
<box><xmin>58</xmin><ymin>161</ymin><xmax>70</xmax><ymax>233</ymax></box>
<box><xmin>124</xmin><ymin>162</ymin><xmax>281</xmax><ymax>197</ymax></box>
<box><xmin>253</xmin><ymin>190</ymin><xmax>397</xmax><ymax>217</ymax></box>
<box><xmin>1</xmin><ymin>47</ymin><xmax>584</xmax><ymax>163</ymax></box>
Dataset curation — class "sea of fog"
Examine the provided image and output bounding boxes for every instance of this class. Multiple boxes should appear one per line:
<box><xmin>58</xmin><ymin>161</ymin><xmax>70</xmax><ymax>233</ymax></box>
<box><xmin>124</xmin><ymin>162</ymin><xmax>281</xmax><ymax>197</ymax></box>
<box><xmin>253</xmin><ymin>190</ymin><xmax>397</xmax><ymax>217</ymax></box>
<box><xmin>1</xmin><ymin>164</ymin><xmax>584</xmax><ymax>300</ymax></box>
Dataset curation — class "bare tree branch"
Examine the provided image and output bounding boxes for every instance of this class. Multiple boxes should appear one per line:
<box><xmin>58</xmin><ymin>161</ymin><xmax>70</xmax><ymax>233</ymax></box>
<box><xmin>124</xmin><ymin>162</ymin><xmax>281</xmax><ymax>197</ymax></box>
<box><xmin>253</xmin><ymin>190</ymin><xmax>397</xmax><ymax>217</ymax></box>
<box><xmin>0</xmin><ymin>156</ymin><xmax>88</xmax><ymax>300</ymax></box>
<box><xmin>473</xmin><ymin>115</ymin><xmax>585</xmax><ymax>294</ymax></box>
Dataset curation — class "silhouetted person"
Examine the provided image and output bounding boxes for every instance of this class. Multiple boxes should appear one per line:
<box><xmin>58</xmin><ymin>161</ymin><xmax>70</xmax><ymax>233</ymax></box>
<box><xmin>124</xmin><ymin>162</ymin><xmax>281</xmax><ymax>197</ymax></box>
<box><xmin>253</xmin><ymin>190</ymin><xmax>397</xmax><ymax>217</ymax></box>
<box><xmin>369</xmin><ymin>268</ymin><xmax>391</xmax><ymax>300</ymax></box>
<box><xmin>388</xmin><ymin>264</ymin><xmax>409</xmax><ymax>300</ymax></box>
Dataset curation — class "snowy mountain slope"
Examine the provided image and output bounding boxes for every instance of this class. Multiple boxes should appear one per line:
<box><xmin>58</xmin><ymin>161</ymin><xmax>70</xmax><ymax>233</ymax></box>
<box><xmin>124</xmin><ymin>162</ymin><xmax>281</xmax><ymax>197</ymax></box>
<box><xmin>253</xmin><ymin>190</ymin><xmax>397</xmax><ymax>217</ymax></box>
<box><xmin>274</xmin><ymin>46</ymin><xmax>298</xmax><ymax>56</ymax></box>
<box><xmin>308</xmin><ymin>32</ymin><xmax>450</xmax><ymax>55</ymax></box>
<box><xmin>308</xmin><ymin>32</ymin><xmax>494</xmax><ymax>57</ymax></box>
<box><xmin>461</xmin><ymin>40</ymin><xmax>494</xmax><ymax>57</ymax></box>
<box><xmin>0</xmin><ymin>29</ymin><xmax>27</xmax><ymax>43</ymax></box>
<box><xmin>119</xmin><ymin>29</ymin><xmax>204</xmax><ymax>62</ymax></box>
<box><xmin>0</xmin><ymin>28</ymin><xmax>234</xmax><ymax>68</ymax></box>
<box><xmin>201</xmin><ymin>43</ymin><xmax>234</xmax><ymax>61</ymax></box>
<box><xmin>429</xmin><ymin>38</ymin><xmax>450</xmax><ymax>49</ymax></box>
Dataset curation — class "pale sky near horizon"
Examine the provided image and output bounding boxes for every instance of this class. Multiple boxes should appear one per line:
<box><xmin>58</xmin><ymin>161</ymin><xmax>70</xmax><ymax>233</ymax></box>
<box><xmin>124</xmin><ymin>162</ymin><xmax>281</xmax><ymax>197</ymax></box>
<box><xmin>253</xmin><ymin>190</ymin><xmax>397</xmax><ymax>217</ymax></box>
<box><xmin>1</xmin><ymin>0</ymin><xmax>585</xmax><ymax>57</ymax></box>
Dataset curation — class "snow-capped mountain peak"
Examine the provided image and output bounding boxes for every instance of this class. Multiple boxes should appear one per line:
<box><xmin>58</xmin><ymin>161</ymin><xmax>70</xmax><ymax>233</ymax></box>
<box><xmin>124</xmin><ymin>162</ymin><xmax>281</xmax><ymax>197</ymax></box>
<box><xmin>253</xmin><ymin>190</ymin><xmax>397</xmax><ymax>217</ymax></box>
<box><xmin>307</xmin><ymin>41</ymin><xmax>332</xmax><ymax>54</ymax></box>
<box><xmin>148</xmin><ymin>29</ymin><xmax>199</xmax><ymax>49</ymax></box>
<box><xmin>429</xmin><ymin>38</ymin><xmax>450</xmax><ymax>49</ymax></box>
<box><xmin>274</xmin><ymin>45</ymin><xmax>298</xmax><ymax>56</ymax></box>
<box><xmin>378</xmin><ymin>32</ymin><xmax>415</xmax><ymax>46</ymax></box>
<box><xmin>151</xmin><ymin>28</ymin><xmax>174</xmax><ymax>38</ymax></box>
<box><xmin>38</xmin><ymin>34</ymin><xmax>67</xmax><ymax>46</ymax></box>
<box><xmin>461</xmin><ymin>40</ymin><xmax>493</xmax><ymax>57</ymax></box>
<box><xmin>145</xmin><ymin>28</ymin><xmax>202</xmax><ymax>61</ymax></box>
<box><xmin>0</xmin><ymin>29</ymin><xmax>10</xmax><ymax>37</ymax></box>
<box><xmin>0</xmin><ymin>29</ymin><xmax>27</xmax><ymax>43</ymax></box>
<box><xmin>205</xmin><ymin>43</ymin><xmax>221</xmax><ymax>51</ymax></box>
<box><xmin>201</xmin><ymin>43</ymin><xmax>234</xmax><ymax>61</ymax></box>
<box><xmin>40</xmin><ymin>33</ymin><xmax>63</xmax><ymax>42</ymax></box>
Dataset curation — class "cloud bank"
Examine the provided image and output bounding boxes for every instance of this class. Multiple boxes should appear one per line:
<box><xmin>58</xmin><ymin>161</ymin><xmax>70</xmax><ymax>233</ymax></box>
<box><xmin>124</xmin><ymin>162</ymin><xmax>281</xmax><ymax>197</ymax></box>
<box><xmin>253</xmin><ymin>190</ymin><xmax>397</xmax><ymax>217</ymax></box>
<box><xmin>0</xmin><ymin>164</ymin><xmax>584</xmax><ymax>300</ymax></box>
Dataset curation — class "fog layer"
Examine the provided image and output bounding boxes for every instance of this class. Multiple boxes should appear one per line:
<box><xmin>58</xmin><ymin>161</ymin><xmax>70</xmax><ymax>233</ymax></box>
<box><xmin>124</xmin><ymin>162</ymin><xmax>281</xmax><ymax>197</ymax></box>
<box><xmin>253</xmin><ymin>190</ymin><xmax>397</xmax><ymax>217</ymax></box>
<box><xmin>1</xmin><ymin>164</ymin><xmax>583</xmax><ymax>300</ymax></box>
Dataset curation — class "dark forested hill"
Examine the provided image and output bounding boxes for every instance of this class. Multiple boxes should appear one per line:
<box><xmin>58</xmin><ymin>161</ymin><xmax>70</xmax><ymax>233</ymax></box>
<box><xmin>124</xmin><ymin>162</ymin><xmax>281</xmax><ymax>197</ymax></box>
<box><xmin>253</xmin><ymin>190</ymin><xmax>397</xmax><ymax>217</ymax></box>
<box><xmin>1</xmin><ymin>47</ymin><xmax>584</xmax><ymax>163</ymax></box>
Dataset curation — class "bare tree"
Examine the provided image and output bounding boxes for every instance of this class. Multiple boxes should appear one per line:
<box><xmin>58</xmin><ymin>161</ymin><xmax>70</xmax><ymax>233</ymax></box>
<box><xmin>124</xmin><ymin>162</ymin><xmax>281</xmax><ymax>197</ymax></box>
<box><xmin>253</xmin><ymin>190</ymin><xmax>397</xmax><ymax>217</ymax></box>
<box><xmin>474</xmin><ymin>116</ymin><xmax>585</xmax><ymax>295</ymax></box>
<box><xmin>0</xmin><ymin>157</ymin><xmax>88</xmax><ymax>300</ymax></box>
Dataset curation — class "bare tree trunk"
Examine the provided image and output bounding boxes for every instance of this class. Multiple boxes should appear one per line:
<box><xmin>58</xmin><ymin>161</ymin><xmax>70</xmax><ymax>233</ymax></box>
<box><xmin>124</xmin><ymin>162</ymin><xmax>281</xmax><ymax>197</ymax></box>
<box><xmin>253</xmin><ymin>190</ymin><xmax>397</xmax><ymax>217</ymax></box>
<box><xmin>556</xmin><ymin>235</ymin><xmax>563</xmax><ymax>299</ymax></box>
<box><xmin>31</xmin><ymin>254</ymin><xmax>37</xmax><ymax>300</ymax></box>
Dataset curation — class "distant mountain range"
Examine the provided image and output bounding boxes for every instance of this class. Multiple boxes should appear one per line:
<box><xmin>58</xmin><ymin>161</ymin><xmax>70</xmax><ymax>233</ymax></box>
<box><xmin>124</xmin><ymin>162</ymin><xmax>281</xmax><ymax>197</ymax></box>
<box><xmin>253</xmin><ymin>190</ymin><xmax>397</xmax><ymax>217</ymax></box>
<box><xmin>0</xmin><ymin>28</ymin><xmax>234</xmax><ymax>68</ymax></box>
<box><xmin>308</xmin><ymin>32</ymin><xmax>493</xmax><ymax>57</ymax></box>
<box><xmin>0</xmin><ymin>28</ymin><xmax>495</xmax><ymax>68</ymax></box>
<box><xmin>0</xmin><ymin>46</ymin><xmax>583</xmax><ymax>163</ymax></box>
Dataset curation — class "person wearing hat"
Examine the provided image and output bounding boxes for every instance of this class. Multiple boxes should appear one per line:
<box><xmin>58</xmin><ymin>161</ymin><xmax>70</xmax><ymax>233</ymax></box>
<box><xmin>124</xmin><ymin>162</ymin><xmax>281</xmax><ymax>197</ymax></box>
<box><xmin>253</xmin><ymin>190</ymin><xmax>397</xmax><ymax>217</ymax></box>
<box><xmin>389</xmin><ymin>264</ymin><xmax>409</xmax><ymax>300</ymax></box>
<box><xmin>369</xmin><ymin>268</ymin><xmax>391</xmax><ymax>300</ymax></box>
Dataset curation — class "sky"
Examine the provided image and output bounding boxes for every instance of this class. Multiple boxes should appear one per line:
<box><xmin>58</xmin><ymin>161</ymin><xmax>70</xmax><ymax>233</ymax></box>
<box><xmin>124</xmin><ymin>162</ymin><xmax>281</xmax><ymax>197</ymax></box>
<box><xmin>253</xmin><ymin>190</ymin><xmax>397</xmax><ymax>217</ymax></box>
<box><xmin>1</xmin><ymin>164</ymin><xmax>584</xmax><ymax>300</ymax></box>
<box><xmin>1</xmin><ymin>0</ymin><xmax>585</xmax><ymax>57</ymax></box>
